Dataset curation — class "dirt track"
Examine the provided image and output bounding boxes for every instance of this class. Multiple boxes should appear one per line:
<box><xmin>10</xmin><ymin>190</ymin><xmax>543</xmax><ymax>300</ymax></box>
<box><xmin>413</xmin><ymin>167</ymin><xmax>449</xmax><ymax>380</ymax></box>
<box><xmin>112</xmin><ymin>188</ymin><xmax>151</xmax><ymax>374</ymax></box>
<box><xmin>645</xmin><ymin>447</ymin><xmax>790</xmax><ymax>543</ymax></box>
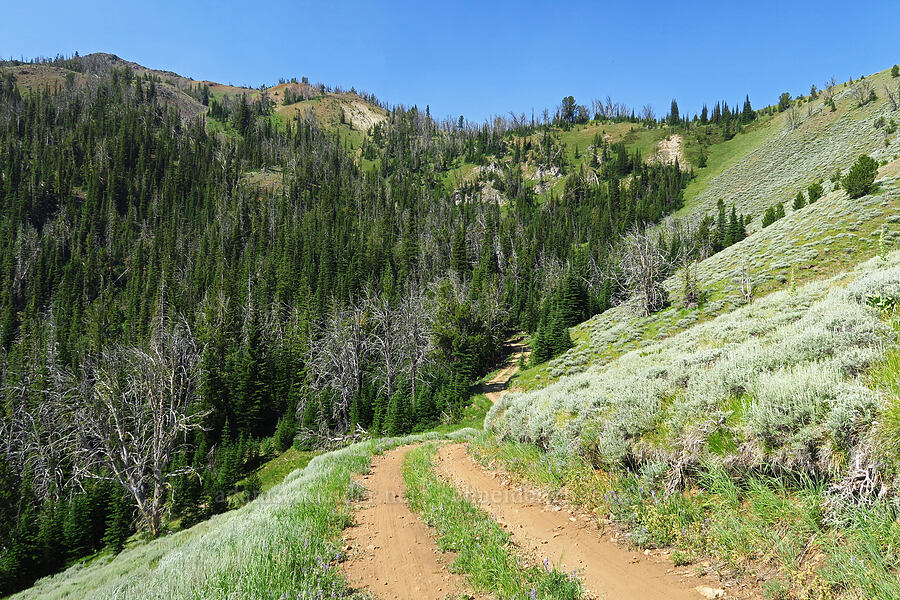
<box><xmin>476</xmin><ymin>340</ymin><xmax>529</xmax><ymax>404</ymax></box>
<box><xmin>342</xmin><ymin>338</ymin><xmax>742</xmax><ymax>599</ymax></box>
<box><xmin>436</xmin><ymin>443</ymin><xmax>724</xmax><ymax>599</ymax></box>
<box><xmin>342</xmin><ymin>445</ymin><xmax>474</xmax><ymax>599</ymax></box>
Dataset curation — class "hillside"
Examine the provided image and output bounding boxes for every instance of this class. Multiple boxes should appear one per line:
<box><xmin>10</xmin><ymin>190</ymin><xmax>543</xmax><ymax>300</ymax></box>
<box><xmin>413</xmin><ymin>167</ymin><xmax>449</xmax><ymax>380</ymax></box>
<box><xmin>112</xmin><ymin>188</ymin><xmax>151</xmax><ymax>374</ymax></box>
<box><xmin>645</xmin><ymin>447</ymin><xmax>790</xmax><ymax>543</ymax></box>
<box><xmin>514</xmin><ymin>66</ymin><xmax>900</xmax><ymax>389</ymax></box>
<box><xmin>3</xmin><ymin>54</ymin><xmax>900</xmax><ymax>600</ymax></box>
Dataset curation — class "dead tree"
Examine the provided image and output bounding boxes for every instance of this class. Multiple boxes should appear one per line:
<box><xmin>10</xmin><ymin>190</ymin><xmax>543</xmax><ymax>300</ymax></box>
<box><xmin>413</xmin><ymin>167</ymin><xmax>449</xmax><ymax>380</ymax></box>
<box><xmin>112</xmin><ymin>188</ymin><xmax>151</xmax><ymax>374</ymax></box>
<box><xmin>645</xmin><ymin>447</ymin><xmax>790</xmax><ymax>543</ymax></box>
<box><xmin>850</xmin><ymin>79</ymin><xmax>874</xmax><ymax>107</ymax></box>
<box><xmin>614</xmin><ymin>226</ymin><xmax>670</xmax><ymax>316</ymax></box>
<box><xmin>307</xmin><ymin>303</ymin><xmax>368</xmax><ymax>432</ymax></box>
<box><xmin>399</xmin><ymin>287</ymin><xmax>432</xmax><ymax>403</ymax></box>
<box><xmin>786</xmin><ymin>104</ymin><xmax>801</xmax><ymax>130</ymax></box>
<box><xmin>885</xmin><ymin>83</ymin><xmax>899</xmax><ymax>110</ymax></box>
<box><xmin>822</xmin><ymin>76</ymin><xmax>838</xmax><ymax>103</ymax></box>
<box><xmin>71</xmin><ymin>316</ymin><xmax>204</xmax><ymax>537</ymax></box>
<box><xmin>739</xmin><ymin>259</ymin><xmax>753</xmax><ymax>305</ymax></box>
<box><xmin>368</xmin><ymin>291</ymin><xmax>402</xmax><ymax>403</ymax></box>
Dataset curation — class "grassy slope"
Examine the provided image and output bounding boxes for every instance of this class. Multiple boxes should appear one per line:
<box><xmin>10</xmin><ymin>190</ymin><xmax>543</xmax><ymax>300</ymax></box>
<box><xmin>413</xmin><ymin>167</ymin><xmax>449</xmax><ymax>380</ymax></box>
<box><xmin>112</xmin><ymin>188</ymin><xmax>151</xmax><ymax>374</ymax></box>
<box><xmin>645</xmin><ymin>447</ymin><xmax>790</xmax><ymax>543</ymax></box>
<box><xmin>11</xmin><ymin>431</ymin><xmax>474</xmax><ymax>600</ymax></box>
<box><xmin>515</xmin><ymin>66</ymin><xmax>900</xmax><ymax>390</ymax></box>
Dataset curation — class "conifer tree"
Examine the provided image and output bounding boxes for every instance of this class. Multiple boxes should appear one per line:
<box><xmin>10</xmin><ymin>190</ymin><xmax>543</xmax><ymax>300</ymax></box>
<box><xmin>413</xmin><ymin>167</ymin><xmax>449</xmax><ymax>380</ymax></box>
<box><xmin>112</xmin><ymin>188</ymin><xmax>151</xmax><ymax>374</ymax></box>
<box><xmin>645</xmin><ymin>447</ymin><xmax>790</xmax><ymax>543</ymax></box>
<box><xmin>742</xmin><ymin>95</ymin><xmax>755</xmax><ymax>122</ymax></box>
<box><xmin>667</xmin><ymin>99</ymin><xmax>680</xmax><ymax>126</ymax></box>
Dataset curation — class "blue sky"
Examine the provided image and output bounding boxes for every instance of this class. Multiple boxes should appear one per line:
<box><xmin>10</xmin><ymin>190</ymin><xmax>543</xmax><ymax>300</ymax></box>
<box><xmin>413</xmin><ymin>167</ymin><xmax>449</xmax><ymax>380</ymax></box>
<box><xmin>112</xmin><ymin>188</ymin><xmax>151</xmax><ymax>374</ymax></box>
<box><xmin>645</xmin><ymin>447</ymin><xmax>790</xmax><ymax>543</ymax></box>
<box><xmin>3</xmin><ymin>1</ymin><xmax>898</xmax><ymax>122</ymax></box>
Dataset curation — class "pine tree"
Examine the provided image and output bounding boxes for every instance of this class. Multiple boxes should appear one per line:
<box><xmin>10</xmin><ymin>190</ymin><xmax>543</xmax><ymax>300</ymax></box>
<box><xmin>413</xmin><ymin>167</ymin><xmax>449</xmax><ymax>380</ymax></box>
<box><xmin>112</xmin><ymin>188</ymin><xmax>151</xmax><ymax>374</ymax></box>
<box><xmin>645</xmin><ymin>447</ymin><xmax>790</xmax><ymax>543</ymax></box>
<box><xmin>451</xmin><ymin>227</ymin><xmax>468</xmax><ymax>274</ymax></box>
<box><xmin>792</xmin><ymin>190</ymin><xmax>806</xmax><ymax>210</ymax></box>
<box><xmin>726</xmin><ymin>205</ymin><xmax>739</xmax><ymax>247</ymax></box>
<box><xmin>807</xmin><ymin>181</ymin><xmax>824</xmax><ymax>203</ymax></box>
<box><xmin>102</xmin><ymin>492</ymin><xmax>132</xmax><ymax>554</ymax></box>
<box><xmin>842</xmin><ymin>154</ymin><xmax>878</xmax><ymax>198</ymax></box>
<box><xmin>742</xmin><ymin>95</ymin><xmax>755</xmax><ymax>123</ymax></box>
<box><xmin>715</xmin><ymin>199</ymin><xmax>727</xmax><ymax>251</ymax></box>
<box><xmin>667</xmin><ymin>99</ymin><xmax>680</xmax><ymax>126</ymax></box>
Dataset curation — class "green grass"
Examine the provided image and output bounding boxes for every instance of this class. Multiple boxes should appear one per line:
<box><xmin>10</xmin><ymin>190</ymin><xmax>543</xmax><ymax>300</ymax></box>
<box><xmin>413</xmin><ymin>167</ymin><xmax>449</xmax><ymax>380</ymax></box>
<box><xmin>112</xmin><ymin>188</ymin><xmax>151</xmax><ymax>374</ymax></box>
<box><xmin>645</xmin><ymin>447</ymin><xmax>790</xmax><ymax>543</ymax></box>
<box><xmin>241</xmin><ymin>446</ymin><xmax>318</xmax><ymax>493</ymax></box>
<box><xmin>402</xmin><ymin>443</ymin><xmax>583</xmax><ymax>599</ymax></box>
<box><xmin>432</xmin><ymin>394</ymin><xmax>493</xmax><ymax>433</ymax></box>
<box><xmin>12</xmin><ymin>431</ymin><xmax>475</xmax><ymax>600</ymax></box>
<box><xmin>678</xmin><ymin>115</ymin><xmax>779</xmax><ymax>211</ymax></box>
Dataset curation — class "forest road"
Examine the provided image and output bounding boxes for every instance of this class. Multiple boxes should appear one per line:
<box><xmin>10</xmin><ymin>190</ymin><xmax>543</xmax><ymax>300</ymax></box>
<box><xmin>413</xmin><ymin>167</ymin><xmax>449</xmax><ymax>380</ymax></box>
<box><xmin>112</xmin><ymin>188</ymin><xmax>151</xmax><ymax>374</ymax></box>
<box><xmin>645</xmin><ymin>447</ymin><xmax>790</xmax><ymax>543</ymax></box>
<box><xmin>476</xmin><ymin>338</ymin><xmax>530</xmax><ymax>404</ymax></box>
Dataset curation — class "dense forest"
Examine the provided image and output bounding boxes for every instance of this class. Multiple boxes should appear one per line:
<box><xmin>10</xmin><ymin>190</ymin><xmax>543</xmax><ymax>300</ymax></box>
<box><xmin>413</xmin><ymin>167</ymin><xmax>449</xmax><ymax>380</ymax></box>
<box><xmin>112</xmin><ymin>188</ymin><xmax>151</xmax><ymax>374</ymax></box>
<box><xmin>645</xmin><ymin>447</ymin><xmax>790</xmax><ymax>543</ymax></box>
<box><xmin>0</xmin><ymin>54</ymin><xmax>754</xmax><ymax>593</ymax></box>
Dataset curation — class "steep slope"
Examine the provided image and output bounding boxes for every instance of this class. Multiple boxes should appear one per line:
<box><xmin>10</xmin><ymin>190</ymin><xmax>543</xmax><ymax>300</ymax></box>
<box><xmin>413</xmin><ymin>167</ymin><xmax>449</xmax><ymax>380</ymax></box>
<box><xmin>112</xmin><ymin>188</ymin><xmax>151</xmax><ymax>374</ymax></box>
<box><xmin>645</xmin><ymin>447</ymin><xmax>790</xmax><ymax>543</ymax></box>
<box><xmin>680</xmin><ymin>66</ymin><xmax>900</xmax><ymax>230</ymax></box>
<box><xmin>514</xmin><ymin>66</ymin><xmax>900</xmax><ymax>389</ymax></box>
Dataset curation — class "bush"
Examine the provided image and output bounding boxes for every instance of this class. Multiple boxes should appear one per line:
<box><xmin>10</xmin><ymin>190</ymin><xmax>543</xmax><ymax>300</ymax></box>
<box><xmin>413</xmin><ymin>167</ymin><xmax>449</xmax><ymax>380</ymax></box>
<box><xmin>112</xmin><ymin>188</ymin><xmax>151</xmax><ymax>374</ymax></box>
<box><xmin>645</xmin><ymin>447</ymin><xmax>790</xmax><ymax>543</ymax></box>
<box><xmin>842</xmin><ymin>154</ymin><xmax>878</xmax><ymax>199</ymax></box>
<box><xmin>893</xmin><ymin>65</ymin><xmax>900</xmax><ymax>78</ymax></box>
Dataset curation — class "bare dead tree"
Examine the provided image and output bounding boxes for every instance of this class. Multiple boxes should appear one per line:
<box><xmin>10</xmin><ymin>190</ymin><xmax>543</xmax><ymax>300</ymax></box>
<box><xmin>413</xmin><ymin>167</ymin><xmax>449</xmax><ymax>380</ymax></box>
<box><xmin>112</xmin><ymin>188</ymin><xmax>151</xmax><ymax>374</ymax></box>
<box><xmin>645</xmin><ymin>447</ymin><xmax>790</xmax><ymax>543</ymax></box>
<box><xmin>739</xmin><ymin>259</ymin><xmax>753</xmax><ymax>305</ymax></box>
<box><xmin>822</xmin><ymin>76</ymin><xmax>838</xmax><ymax>103</ymax></box>
<box><xmin>1</xmin><ymin>381</ymin><xmax>79</xmax><ymax>502</ymax></box>
<box><xmin>885</xmin><ymin>83</ymin><xmax>899</xmax><ymax>111</ymax></box>
<box><xmin>307</xmin><ymin>302</ymin><xmax>368</xmax><ymax>432</ymax></box>
<box><xmin>640</xmin><ymin>104</ymin><xmax>655</xmax><ymax>122</ymax></box>
<box><xmin>399</xmin><ymin>287</ymin><xmax>432</xmax><ymax>403</ymax></box>
<box><xmin>850</xmin><ymin>79</ymin><xmax>874</xmax><ymax>107</ymax></box>
<box><xmin>786</xmin><ymin>104</ymin><xmax>801</xmax><ymax>130</ymax></box>
<box><xmin>614</xmin><ymin>226</ymin><xmax>670</xmax><ymax>316</ymax></box>
<box><xmin>69</xmin><ymin>316</ymin><xmax>204</xmax><ymax>537</ymax></box>
<box><xmin>367</xmin><ymin>291</ymin><xmax>402</xmax><ymax>403</ymax></box>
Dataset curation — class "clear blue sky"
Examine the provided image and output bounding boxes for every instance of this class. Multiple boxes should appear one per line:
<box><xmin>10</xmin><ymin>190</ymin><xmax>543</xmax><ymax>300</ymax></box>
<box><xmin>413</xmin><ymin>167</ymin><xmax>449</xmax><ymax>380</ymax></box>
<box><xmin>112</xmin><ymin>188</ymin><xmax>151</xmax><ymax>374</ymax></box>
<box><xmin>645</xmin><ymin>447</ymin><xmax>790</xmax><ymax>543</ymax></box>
<box><xmin>3</xmin><ymin>1</ymin><xmax>898</xmax><ymax>122</ymax></box>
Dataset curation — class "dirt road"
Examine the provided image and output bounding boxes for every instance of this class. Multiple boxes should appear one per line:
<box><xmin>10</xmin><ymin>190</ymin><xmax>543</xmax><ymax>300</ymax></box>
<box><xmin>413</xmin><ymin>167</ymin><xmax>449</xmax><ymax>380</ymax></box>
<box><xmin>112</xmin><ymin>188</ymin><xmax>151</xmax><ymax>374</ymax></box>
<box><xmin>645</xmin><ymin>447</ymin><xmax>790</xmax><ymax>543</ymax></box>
<box><xmin>436</xmin><ymin>443</ymin><xmax>728</xmax><ymax>600</ymax></box>
<box><xmin>342</xmin><ymin>338</ymin><xmax>739</xmax><ymax>600</ymax></box>
<box><xmin>342</xmin><ymin>446</ymin><xmax>474</xmax><ymax>600</ymax></box>
<box><xmin>476</xmin><ymin>340</ymin><xmax>530</xmax><ymax>404</ymax></box>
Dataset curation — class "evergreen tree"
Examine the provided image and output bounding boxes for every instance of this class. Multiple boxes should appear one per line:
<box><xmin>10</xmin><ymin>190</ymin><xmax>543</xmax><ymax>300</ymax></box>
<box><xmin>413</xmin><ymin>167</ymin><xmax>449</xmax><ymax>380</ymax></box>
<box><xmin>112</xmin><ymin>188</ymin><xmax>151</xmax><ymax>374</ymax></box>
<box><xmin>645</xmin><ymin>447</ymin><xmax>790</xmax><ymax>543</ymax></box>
<box><xmin>842</xmin><ymin>154</ymin><xmax>878</xmax><ymax>198</ymax></box>
<box><xmin>667</xmin><ymin>99</ymin><xmax>680</xmax><ymax>126</ymax></box>
<box><xmin>807</xmin><ymin>181</ymin><xmax>824</xmax><ymax>203</ymax></box>
<box><xmin>793</xmin><ymin>191</ymin><xmax>807</xmax><ymax>210</ymax></box>
<box><xmin>102</xmin><ymin>492</ymin><xmax>133</xmax><ymax>554</ymax></box>
<box><xmin>742</xmin><ymin>95</ymin><xmax>755</xmax><ymax>122</ymax></box>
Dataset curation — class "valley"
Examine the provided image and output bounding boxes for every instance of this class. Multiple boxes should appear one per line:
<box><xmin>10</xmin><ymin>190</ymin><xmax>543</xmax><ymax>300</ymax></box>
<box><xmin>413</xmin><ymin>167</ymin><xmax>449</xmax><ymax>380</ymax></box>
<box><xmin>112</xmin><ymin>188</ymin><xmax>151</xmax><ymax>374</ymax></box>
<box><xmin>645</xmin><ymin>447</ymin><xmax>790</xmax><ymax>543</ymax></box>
<box><xmin>1</xmin><ymin>49</ymin><xmax>900</xmax><ymax>600</ymax></box>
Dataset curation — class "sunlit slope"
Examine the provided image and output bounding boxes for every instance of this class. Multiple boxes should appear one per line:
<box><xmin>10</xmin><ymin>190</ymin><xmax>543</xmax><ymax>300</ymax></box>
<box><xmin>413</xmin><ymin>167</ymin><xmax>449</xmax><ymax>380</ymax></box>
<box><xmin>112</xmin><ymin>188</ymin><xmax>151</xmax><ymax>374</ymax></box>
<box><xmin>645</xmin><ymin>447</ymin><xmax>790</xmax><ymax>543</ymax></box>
<box><xmin>680</xmin><ymin>66</ymin><xmax>900</xmax><ymax>227</ymax></box>
<box><xmin>515</xmin><ymin>66</ymin><xmax>900</xmax><ymax>389</ymax></box>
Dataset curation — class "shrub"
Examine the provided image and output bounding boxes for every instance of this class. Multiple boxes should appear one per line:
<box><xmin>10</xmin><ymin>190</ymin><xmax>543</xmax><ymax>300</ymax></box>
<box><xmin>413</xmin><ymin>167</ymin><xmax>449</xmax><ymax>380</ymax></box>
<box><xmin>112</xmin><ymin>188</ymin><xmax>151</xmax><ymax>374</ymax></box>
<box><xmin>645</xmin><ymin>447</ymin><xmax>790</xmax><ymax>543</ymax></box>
<box><xmin>893</xmin><ymin>65</ymin><xmax>900</xmax><ymax>78</ymax></box>
<box><xmin>792</xmin><ymin>191</ymin><xmax>806</xmax><ymax>210</ymax></box>
<box><xmin>842</xmin><ymin>154</ymin><xmax>878</xmax><ymax>199</ymax></box>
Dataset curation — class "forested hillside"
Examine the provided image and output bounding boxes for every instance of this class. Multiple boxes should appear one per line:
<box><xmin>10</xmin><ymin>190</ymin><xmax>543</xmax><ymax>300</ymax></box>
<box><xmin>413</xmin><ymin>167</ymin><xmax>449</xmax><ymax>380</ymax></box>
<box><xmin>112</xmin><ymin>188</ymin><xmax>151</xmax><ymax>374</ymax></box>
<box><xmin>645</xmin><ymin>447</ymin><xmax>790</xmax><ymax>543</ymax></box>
<box><xmin>0</xmin><ymin>52</ymin><xmax>714</xmax><ymax>592</ymax></box>
<box><xmin>3</xmin><ymin>48</ymin><xmax>900</xmax><ymax>600</ymax></box>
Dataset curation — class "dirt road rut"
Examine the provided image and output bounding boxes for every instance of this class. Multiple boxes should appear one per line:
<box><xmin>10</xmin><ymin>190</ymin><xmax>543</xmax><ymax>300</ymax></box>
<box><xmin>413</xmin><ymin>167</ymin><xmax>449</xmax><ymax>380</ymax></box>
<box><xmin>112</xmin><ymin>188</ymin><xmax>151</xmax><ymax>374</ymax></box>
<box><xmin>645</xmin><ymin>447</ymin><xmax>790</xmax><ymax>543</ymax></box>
<box><xmin>437</xmin><ymin>443</ymin><xmax>719</xmax><ymax>600</ymax></box>
<box><xmin>342</xmin><ymin>446</ymin><xmax>473</xmax><ymax>599</ymax></box>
